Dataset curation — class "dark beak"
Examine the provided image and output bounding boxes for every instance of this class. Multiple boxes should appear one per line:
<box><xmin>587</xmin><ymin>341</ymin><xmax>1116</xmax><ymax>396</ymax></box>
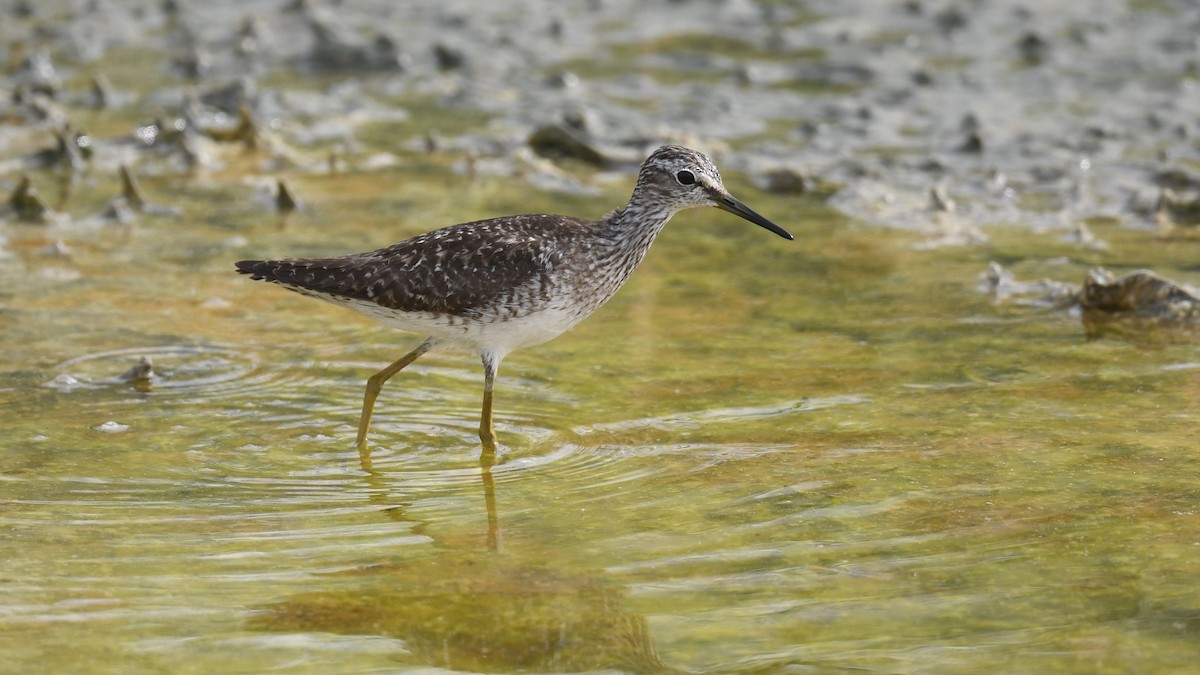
<box><xmin>714</xmin><ymin>193</ymin><xmax>793</xmax><ymax>240</ymax></box>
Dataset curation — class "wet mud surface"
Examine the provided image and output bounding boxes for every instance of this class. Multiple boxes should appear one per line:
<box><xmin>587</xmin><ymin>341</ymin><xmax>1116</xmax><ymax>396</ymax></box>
<box><xmin>3</xmin><ymin>1</ymin><xmax>1198</xmax><ymax>242</ymax></box>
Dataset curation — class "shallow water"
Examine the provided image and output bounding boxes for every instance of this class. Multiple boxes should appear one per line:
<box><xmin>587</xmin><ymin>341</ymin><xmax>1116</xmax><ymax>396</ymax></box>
<box><xmin>5</xmin><ymin>169</ymin><xmax>1199</xmax><ymax>673</ymax></box>
<box><xmin>4</xmin><ymin>1</ymin><xmax>1200</xmax><ymax>673</ymax></box>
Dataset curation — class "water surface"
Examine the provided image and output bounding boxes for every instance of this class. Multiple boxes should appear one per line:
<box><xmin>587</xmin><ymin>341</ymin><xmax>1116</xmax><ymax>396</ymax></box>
<box><xmin>5</xmin><ymin>173</ymin><xmax>1198</xmax><ymax>672</ymax></box>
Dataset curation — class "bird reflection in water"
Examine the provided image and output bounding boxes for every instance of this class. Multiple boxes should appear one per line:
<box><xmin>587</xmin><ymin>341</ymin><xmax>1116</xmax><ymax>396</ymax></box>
<box><xmin>254</xmin><ymin>449</ymin><xmax>674</xmax><ymax>673</ymax></box>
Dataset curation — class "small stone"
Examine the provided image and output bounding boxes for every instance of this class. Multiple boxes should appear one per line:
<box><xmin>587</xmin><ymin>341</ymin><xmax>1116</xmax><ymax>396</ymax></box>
<box><xmin>1017</xmin><ymin>32</ymin><xmax>1049</xmax><ymax>65</ymax></box>
<box><xmin>118</xmin><ymin>356</ymin><xmax>155</xmax><ymax>384</ymax></box>
<box><xmin>433</xmin><ymin>42</ymin><xmax>465</xmax><ymax>70</ymax></box>
<box><xmin>275</xmin><ymin>180</ymin><xmax>300</xmax><ymax>215</ymax></box>
<box><xmin>928</xmin><ymin>184</ymin><xmax>955</xmax><ymax>213</ymax></box>
<box><xmin>763</xmin><ymin>168</ymin><xmax>808</xmax><ymax>195</ymax></box>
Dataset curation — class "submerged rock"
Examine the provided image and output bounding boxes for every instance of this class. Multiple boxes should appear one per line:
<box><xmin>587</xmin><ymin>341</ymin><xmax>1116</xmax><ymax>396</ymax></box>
<box><xmin>984</xmin><ymin>263</ymin><xmax>1200</xmax><ymax>321</ymax></box>
<box><xmin>1081</xmin><ymin>267</ymin><xmax>1200</xmax><ymax>341</ymax></box>
<box><xmin>980</xmin><ymin>262</ymin><xmax>1080</xmax><ymax>309</ymax></box>
<box><xmin>118</xmin><ymin>356</ymin><xmax>156</xmax><ymax>385</ymax></box>
<box><xmin>1081</xmin><ymin>268</ymin><xmax>1200</xmax><ymax>322</ymax></box>
<box><xmin>984</xmin><ymin>262</ymin><xmax>1200</xmax><ymax>342</ymax></box>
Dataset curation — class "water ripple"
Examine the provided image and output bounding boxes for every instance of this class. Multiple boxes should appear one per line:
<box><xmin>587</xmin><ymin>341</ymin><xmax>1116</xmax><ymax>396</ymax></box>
<box><xmin>574</xmin><ymin>394</ymin><xmax>870</xmax><ymax>435</ymax></box>
<box><xmin>47</xmin><ymin>343</ymin><xmax>287</xmax><ymax>397</ymax></box>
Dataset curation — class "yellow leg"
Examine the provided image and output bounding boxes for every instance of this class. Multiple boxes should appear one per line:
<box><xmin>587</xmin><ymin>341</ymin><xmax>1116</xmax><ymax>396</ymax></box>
<box><xmin>479</xmin><ymin>352</ymin><xmax>500</xmax><ymax>457</ymax></box>
<box><xmin>481</xmin><ymin>466</ymin><xmax>501</xmax><ymax>552</ymax></box>
<box><xmin>356</xmin><ymin>338</ymin><xmax>435</xmax><ymax>458</ymax></box>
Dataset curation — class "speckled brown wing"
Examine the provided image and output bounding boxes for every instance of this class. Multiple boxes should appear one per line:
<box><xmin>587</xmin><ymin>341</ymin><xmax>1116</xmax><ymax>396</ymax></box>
<box><xmin>236</xmin><ymin>214</ymin><xmax>592</xmax><ymax>317</ymax></box>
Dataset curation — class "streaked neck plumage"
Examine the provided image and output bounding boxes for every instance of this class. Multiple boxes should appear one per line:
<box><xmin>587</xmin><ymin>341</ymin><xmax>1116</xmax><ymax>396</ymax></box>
<box><xmin>598</xmin><ymin>169</ymin><xmax>680</xmax><ymax>256</ymax></box>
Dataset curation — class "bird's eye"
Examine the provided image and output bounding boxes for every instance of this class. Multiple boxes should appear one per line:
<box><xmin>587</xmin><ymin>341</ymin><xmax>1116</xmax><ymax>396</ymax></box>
<box><xmin>675</xmin><ymin>170</ymin><xmax>696</xmax><ymax>185</ymax></box>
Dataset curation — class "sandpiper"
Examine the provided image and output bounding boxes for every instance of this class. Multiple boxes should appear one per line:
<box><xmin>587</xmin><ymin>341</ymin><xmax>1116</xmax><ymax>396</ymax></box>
<box><xmin>236</xmin><ymin>145</ymin><xmax>792</xmax><ymax>461</ymax></box>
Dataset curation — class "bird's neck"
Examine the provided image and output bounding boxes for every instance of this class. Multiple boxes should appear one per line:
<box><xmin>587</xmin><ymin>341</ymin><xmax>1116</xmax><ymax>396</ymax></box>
<box><xmin>576</xmin><ymin>199</ymin><xmax>676</xmax><ymax>309</ymax></box>
<box><xmin>600</xmin><ymin>199</ymin><xmax>675</xmax><ymax>256</ymax></box>
<box><xmin>558</xmin><ymin>196</ymin><xmax>677</xmax><ymax>314</ymax></box>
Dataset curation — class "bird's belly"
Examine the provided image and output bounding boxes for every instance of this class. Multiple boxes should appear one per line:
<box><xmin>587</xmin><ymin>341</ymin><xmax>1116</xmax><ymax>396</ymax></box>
<box><xmin>342</xmin><ymin>296</ymin><xmax>589</xmax><ymax>355</ymax></box>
